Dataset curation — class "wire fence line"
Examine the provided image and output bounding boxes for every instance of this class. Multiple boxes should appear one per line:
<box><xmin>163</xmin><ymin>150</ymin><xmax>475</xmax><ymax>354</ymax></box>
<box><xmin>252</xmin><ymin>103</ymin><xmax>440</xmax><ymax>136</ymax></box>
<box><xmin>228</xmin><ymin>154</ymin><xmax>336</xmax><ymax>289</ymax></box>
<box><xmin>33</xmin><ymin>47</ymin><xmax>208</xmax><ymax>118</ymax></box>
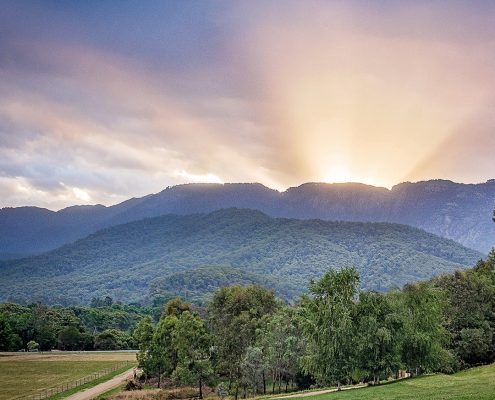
<box><xmin>15</xmin><ymin>360</ymin><xmax>135</xmax><ymax>400</ymax></box>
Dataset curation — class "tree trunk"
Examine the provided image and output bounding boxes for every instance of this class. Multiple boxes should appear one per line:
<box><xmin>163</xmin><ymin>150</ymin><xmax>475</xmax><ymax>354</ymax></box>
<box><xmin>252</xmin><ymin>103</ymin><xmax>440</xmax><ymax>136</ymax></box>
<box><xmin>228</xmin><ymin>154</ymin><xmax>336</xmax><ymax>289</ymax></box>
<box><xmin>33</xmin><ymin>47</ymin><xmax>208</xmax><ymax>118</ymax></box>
<box><xmin>262</xmin><ymin>370</ymin><xmax>266</xmax><ymax>395</ymax></box>
<box><xmin>272</xmin><ymin>372</ymin><xmax>276</xmax><ymax>394</ymax></box>
<box><xmin>199</xmin><ymin>377</ymin><xmax>203</xmax><ymax>399</ymax></box>
<box><xmin>285</xmin><ymin>377</ymin><xmax>288</xmax><ymax>393</ymax></box>
<box><xmin>235</xmin><ymin>384</ymin><xmax>239</xmax><ymax>400</ymax></box>
<box><xmin>337</xmin><ymin>381</ymin><xmax>341</xmax><ymax>391</ymax></box>
<box><xmin>157</xmin><ymin>367</ymin><xmax>161</xmax><ymax>388</ymax></box>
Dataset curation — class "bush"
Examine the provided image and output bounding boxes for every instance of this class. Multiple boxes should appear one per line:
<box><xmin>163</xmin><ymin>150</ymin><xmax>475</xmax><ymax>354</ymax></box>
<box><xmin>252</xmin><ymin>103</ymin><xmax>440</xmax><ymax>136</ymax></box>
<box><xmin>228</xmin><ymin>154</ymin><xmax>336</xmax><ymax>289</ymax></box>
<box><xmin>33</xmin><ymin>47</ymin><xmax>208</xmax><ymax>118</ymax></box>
<box><xmin>125</xmin><ymin>379</ymin><xmax>144</xmax><ymax>391</ymax></box>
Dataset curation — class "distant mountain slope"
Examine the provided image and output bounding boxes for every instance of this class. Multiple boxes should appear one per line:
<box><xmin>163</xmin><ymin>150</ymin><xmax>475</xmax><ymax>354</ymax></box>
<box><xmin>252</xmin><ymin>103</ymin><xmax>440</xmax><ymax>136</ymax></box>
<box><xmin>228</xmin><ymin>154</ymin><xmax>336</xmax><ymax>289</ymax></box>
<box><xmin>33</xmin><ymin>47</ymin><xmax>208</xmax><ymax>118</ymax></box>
<box><xmin>1</xmin><ymin>180</ymin><xmax>494</xmax><ymax>258</ymax></box>
<box><xmin>0</xmin><ymin>209</ymin><xmax>482</xmax><ymax>305</ymax></box>
<box><xmin>148</xmin><ymin>265</ymin><xmax>300</xmax><ymax>305</ymax></box>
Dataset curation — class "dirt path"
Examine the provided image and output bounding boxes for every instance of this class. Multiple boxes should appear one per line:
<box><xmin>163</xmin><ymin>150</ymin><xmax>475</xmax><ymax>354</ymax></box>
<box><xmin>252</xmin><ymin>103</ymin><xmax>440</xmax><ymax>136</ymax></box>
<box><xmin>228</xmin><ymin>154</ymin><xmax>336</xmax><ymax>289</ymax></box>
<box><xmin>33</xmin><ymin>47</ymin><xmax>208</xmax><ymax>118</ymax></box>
<box><xmin>271</xmin><ymin>384</ymin><xmax>367</xmax><ymax>399</ymax></box>
<box><xmin>63</xmin><ymin>367</ymin><xmax>135</xmax><ymax>400</ymax></box>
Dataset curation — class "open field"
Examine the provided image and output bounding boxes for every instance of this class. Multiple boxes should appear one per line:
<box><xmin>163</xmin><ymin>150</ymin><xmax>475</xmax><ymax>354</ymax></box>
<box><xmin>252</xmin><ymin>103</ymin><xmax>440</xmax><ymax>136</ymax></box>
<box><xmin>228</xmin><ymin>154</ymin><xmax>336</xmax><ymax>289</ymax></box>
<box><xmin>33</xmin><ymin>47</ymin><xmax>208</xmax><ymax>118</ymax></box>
<box><xmin>284</xmin><ymin>363</ymin><xmax>495</xmax><ymax>400</ymax></box>
<box><xmin>0</xmin><ymin>352</ymin><xmax>136</xmax><ymax>400</ymax></box>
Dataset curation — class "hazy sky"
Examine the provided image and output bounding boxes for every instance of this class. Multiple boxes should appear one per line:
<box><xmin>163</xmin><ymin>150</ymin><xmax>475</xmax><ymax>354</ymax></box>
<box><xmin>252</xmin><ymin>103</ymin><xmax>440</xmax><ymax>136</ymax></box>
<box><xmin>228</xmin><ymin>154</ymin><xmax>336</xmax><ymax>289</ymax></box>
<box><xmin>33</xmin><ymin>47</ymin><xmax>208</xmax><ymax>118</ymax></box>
<box><xmin>1</xmin><ymin>1</ymin><xmax>495</xmax><ymax>209</ymax></box>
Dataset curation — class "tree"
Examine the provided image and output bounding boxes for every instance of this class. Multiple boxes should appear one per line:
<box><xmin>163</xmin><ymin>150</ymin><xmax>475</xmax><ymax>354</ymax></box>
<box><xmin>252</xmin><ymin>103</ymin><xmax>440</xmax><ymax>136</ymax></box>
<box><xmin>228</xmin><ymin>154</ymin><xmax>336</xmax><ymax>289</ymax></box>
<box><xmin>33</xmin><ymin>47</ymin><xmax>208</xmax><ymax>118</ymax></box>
<box><xmin>240</xmin><ymin>346</ymin><xmax>265</xmax><ymax>396</ymax></box>
<box><xmin>57</xmin><ymin>326</ymin><xmax>92</xmax><ymax>350</ymax></box>
<box><xmin>300</xmin><ymin>267</ymin><xmax>359</xmax><ymax>389</ymax></box>
<box><xmin>134</xmin><ymin>316</ymin><xmax>155</xmax><ymax>382</ymax></box>
<box><xmin>27</xmin><ymin>340</ymin><xmax>39</xmax><ymax>352</ymax></box>
<box><xmin>172</xmin><ymin>311</ymin><xmax>213</xmax><ymax>399</ymax></box>
<box><xmin>434</xmin><ymin>257</ymin><xmax>495</xmax><ymax>367</ymax></box>
<box><xmin>151</xmin><ymin>314</ymin><xmax>179</xmax><ymax>387</ymax></box>
<box><xmin>0</xmin><ymin>316</ymin><xmax>21</xmax><ymax>351</ymax></box>
<box><xmin>399</xmin><ymin>283</ymin><xmax>451</xmax><ymax>374</ymax></box>
<box><xmin>216</xmin><ymin>382</ymin><xmax>229</xmax><ymax>400</ymax></box>
<box><xmin>36</xmin><ymin>325</ymin><xmax>57</xmax><ymax>351</ymax></box>
<box><xmin>94</xmin><ymin>329</ymin><xmax>129</xmax><ymax>350</ymax></box>
<box><xmin>162</xmin><ymin>297</ymin><xmax>191</xmax><ymax>318</ymax></box>
<box><xmin>354</xmin><ymin>291</ymin><xmax>402</xmax><ymax>384</ymax></box>
<box><xmin>257</xmin><ymin>307</ymin><xmax>304</xmax><ymax>394</ymax></box>
<box><xmin>103</xmin><ymin>296</ymin><xmax>113</xmax><ymax>307</ymax></box>
<box><xmin>209</xmin><ymin>285</ymin><xmax>277</xmax><ymax>399</ymax></box>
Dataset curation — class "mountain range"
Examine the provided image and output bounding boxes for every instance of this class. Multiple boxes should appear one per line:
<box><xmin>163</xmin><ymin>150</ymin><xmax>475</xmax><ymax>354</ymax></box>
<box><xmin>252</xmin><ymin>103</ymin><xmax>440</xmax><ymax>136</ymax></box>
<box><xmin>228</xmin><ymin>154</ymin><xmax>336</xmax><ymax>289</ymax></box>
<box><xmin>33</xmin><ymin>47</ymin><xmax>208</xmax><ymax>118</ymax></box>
<box><xmin>0</xmin><ymin>208</ymin><xmax>483</xmax><ymax>305</ymax></box>
<box><xmin>1</xmin><ymin>179</ymin><xmax>494</xmax><ymax>259</ymax></box>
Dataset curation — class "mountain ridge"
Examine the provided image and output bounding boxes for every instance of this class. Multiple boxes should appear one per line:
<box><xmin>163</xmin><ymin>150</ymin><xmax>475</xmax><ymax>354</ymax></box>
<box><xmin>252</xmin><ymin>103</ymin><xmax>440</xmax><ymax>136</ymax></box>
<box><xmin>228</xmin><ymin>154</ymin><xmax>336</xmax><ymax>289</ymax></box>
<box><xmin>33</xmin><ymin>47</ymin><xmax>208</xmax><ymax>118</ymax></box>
<box><xmin>1</xmin><ymin>179</ymin><xmax>494</xmax><ymax>257</ymax></box>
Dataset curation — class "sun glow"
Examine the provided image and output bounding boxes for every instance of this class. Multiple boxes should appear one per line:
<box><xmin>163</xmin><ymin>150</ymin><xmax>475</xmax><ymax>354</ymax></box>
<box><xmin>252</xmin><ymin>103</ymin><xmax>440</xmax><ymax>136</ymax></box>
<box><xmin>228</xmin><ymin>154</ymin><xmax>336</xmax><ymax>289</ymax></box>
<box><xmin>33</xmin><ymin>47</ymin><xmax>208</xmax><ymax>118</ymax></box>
<box><xmin>323</xmin><ymin>165</ymin><xmax>354</xmax><ymax>184</ymax></box>
<box><xmin>319</xmin><ymin>165</ymin><xmax>390</xmax><ymax>188</ymax></box>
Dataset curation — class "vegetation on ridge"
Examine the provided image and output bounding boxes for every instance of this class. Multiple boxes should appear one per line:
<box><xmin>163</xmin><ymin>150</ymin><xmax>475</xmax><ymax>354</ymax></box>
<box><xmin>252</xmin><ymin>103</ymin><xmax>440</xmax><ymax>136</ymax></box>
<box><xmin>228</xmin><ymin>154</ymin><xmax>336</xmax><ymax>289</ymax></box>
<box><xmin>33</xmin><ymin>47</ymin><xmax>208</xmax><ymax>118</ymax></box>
<box><xmin>0</xmin><ymin>209</ymin><xmax>482</xmax><ymax>305</ymax></box>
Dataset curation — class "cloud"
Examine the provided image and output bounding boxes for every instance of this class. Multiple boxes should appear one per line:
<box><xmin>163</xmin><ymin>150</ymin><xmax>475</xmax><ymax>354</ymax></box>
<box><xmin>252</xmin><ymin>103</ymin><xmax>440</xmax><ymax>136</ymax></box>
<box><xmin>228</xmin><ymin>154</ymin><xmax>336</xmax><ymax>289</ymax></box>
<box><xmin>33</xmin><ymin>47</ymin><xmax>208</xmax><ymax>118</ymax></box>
<box><xmin>174</xmin><ymin>170</ymin><xmax>223</xmax><ymax>184</ymax></box>
<box><xmin>1</xmin><ymin>1</ymin><xmax>495</xmax><ymax>209</ymax></box>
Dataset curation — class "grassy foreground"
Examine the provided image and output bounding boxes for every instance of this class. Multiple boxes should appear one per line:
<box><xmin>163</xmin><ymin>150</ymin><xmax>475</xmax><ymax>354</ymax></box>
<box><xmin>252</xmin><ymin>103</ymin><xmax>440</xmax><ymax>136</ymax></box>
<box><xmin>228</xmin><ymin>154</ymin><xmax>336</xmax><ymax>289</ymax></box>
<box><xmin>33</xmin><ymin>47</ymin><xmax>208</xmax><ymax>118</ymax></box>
<box><xmin>285</xmin><ymin>363</ymin><xmax>495</xmax><ymax>400</ymax></box>
<box><xmin>0</xmin><ymin>351</ymin><xmax>136</xmax><ymax>400</ymax></box>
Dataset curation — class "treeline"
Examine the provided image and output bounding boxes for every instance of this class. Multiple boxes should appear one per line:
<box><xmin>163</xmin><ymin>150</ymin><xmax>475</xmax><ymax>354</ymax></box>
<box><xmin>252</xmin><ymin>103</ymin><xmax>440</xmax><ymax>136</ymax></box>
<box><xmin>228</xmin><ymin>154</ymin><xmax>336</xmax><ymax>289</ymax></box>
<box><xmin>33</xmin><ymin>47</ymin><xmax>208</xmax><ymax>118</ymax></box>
<box><xmin>134</xmin><ymin>251</ymin><xmax>495</xmax><ymax>398</ymax></box>
<box><xmin>0</xmin><ymin>297</ymin><xmax>157</xmax><ymax>351</ymax></box>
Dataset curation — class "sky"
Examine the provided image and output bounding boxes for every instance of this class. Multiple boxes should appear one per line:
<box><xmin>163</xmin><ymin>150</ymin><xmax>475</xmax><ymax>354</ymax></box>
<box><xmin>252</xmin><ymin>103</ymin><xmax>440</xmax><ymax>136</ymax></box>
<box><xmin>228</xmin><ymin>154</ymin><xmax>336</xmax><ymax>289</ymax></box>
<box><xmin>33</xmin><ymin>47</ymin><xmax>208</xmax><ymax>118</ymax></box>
<box><xmin>1</xmin><ymin>0</ymin><xmax>495</xmax><ymax>210</ymax></box>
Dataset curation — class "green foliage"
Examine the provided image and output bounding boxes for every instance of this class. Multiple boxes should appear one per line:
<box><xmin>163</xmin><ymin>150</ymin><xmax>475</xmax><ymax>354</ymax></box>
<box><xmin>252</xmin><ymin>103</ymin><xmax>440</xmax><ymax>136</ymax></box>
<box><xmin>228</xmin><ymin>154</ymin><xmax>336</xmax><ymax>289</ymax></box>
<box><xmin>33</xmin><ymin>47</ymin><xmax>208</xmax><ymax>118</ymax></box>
<box><xmin>240</xmin><ymin>346</ymin><xmax>264</xmax><ymax>394</ymax></box>
<box><xmin>209</xmin><ymin>285</ymin><xmax>278</xmax><ymax>397</ymax></box>
<box><xmin>0</xmin><ymin>301</ymin><xmax>155</xmax><ymax>351</ymax></box>
<box><xmin>134</xmin><ymin>316</ymin><xmax>155</xmax><ymax>379</ymax></box>
<box><xmin>162</xmin><ymin>297</ymin><xmax>191</xmax><ymax>318</ymax></box>
<box><xmin>257</xmin><ymin>307</ymin><xmax>304</xmax><ymax>393</ymax></box>
<box><xmin>0</xmin><ymin>314</ymin><xmax>21</xmax><ymax>351</ymax></box>
<box><xmin>94</xmin><ymin>329</ymin><xmax>132</xmax><ymax>350</ymax></box>
<box><xmin>0</xmin><ymin>209</ymin><xmax>482</xmax><ymax>305</ymax></box>
<box><xmin>0</xmin><ymin>237</ymin><xmax>493</xmax><ymax>395</ymax></box>
<box><xmin>216</xmin><ymin>382</ymin><xmax>229</xmax><ymax>400</ymax></box>
<box><xmin>26</xmin><ymin>340</ymin><xmax>39</xmax><ymax>351</ymax></box>
<box><xmin>354</xmin><ymin>291</ymin><xmax>402</xmax><ymax>382</ymax></box>
<box><xmin>433</xmin><ymin>252</ymin><xmax>495</xmax><ymax>367</ymax></box>
<box><xmin>57</xmin><ymin>326</ymin><xmax>93</xmax><ymax>350</ymax></box>
<box><xmin>2</xmin><ymin>181</ymin><xmax>494</xmax><ymax>261</ymax></box>
<box><xmin>172</xmin><ymin>311</ymin><xmax>213</xmax><ymax>398</ymax></box>
<box><xmin>300</xmin><ymin>268</ymin><xmax>360</xmax><ymax>388</ymax></box>
<box><xmin>398</xmin><ymin>283</ymin><xmax>452</xmax><ymax>374</ymax></box>
<box><xmin>152</xmin><ymin>314</ymin><xmax>179</xmax><ymax>380</ymax></box>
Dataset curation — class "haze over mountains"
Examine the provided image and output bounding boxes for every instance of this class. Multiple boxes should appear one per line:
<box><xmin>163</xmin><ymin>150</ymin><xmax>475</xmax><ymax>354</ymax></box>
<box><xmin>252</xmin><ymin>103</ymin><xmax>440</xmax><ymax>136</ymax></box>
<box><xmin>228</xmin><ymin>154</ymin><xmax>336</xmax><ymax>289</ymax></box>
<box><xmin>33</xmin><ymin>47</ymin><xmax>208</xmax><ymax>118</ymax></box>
<box><xmin>1</xmin><ymin>179</ymin><xmax>494</xmax><ymax>259</ymax></box>
<box><xmin>0</xmin><ymin>209</ymin><xmax>482</xmax><ymax>305</ymax></box>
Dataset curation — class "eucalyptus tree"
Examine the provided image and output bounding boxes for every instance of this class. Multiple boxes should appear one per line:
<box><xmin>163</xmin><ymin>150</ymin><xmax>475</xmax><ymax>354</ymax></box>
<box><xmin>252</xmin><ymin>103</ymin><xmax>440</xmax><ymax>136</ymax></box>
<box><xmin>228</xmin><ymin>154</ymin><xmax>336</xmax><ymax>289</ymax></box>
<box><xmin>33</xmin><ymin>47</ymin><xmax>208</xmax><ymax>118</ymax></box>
<box><xmin>257</xmin><ymin>306</ymin><xmax>304</xmax><ymax>394</ymax></box>
<box><xmin>133</xmin><ymin>316</ymin><xmax>155</xmax><ymax>381</ymax></box>
<box><xmin>240</xmin><ymin>346</ymin><xmax>264</xmax><ymax>396</ymax></box>
<box><xmin>172</xmin><ymin>311</ymin><xmax>213</xmax><ymax>399</ymax></box>
<box><xmin>152</xmin><ymin>314</ymin><xmax>179</xmax><ymax>387</ymax></box>
<box><xmin>208</xmin><ymin>285</ymin><xmax>278</xmax><ymax>399</ymax></box>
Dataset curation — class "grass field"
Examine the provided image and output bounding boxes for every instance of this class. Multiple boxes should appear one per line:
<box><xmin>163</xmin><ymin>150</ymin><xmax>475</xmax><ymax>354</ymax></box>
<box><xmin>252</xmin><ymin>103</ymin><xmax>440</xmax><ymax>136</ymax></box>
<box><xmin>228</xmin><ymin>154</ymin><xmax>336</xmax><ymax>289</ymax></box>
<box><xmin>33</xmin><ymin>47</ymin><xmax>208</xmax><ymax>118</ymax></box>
<box><xmin>0</xmin><ymin>351</ymin><xmax>136</xmax><ymax>400</ymax></box>
<box><xmin>285</xmin><ymin>363</ymin><xmax>495</xmax><ymax>400</ymax></box>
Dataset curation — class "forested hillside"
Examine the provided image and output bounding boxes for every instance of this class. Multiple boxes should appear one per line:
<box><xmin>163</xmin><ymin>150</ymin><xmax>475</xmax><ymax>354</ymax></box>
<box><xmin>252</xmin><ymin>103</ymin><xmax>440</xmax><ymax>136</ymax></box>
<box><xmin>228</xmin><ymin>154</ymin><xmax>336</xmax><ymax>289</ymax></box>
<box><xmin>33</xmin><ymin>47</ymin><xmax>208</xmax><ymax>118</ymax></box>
<box><xmin>0</xmin><ymin>209</ymin><xmax>482</xmax><ymax>305</ymax></box>
<box><xmin>1</xmin><ymin>180</ymin><xmax>494</xmax><ymax>259</ymax></box>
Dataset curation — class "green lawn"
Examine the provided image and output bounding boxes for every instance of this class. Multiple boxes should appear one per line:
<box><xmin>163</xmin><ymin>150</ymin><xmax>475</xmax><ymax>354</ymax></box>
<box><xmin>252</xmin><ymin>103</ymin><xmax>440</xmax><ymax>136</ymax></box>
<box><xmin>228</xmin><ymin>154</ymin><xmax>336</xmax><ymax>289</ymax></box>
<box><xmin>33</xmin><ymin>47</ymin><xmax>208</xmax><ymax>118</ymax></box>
<box><xmin>0</xmin><ymin>352</ymin><xmax>136</xmax><ymax>400</ymax></box>
<box><xmin>287</xmin><ymin>363</ymin><xmax>495</xmax><ymax>400</ymax></box>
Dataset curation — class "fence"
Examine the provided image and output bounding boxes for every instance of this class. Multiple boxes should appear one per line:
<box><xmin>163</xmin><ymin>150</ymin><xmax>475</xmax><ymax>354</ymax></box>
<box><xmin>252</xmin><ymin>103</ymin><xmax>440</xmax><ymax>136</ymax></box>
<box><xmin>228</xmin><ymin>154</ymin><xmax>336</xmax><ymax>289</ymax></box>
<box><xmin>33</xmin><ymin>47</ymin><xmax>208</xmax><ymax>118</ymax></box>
<box><xmin>16</xmin><ymin>360</ymin><xmax>134</xmax><ymax>400</ymax></box>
